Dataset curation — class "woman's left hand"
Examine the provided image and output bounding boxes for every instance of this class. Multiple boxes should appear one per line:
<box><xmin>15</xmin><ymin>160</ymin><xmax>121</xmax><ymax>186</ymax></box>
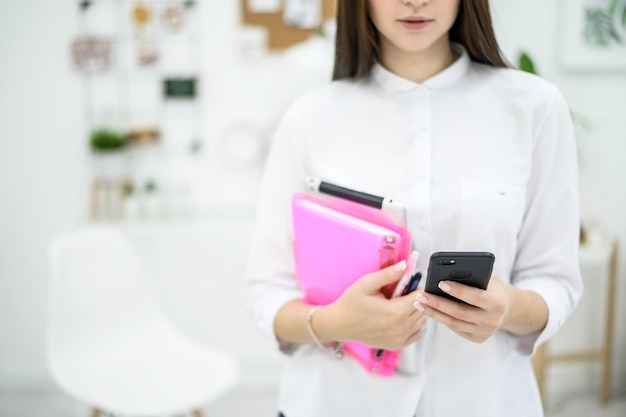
<box><xmin>413</xmin><ymin>278</ymin><xmax>512</xmax><ymax>343</ymax></box>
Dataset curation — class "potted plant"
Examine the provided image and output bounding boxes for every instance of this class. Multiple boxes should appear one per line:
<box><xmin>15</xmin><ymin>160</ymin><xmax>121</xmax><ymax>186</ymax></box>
<box><xmin>90</xmin><ymin>127</ymin><xmax>128</xmax><ymax>181</ymax></box>
<box><xmin>91</xmin><ymin>128</ymin><xmax>126</xmax><ymax>151</ymax></box>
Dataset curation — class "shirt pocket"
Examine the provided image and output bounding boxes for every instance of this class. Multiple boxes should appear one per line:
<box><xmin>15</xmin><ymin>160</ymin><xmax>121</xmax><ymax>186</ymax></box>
<box><xmin>457</xmin><ymin>181</ymin><xmax>525</xmax><ymax>254</ymax></box>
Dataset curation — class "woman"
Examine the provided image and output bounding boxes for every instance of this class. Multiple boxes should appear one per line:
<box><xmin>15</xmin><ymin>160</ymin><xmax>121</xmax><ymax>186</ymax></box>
<box><xmin>247</xmin><ymin>1</ymin><xmax>582</xmax><ymax>416</ymax></box>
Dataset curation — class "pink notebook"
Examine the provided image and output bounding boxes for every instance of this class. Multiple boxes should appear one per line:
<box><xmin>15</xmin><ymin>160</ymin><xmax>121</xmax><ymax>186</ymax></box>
<box><xmin>291</xmin><ymin>192</ymin><xmax>412</xmax><ymax>376</ymax></box>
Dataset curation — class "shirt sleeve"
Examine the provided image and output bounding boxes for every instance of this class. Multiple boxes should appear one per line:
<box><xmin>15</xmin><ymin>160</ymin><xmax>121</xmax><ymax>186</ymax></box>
<box><xmin>509</xmin><ymin>85</ymin><xmax>583</xmax><ymax>356</ymax></box>
<box><xmin>246</xmin><ymin>99</ymin><xmax>307</xmax><ymax>355</ymax></box>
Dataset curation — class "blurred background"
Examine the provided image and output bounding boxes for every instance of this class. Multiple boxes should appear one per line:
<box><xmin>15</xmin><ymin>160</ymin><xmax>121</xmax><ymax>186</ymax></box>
<box><xmin>0</xmin><ymin>0</ymin><xmax>624</xmax><ymax>416</ymax></box>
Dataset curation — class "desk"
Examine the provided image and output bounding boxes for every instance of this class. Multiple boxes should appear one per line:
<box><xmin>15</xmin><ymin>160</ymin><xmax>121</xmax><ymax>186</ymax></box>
<box><xmin>533</xmin><ymin>239</ymin><xmax>619</xmax><ymax>405</ymax></box>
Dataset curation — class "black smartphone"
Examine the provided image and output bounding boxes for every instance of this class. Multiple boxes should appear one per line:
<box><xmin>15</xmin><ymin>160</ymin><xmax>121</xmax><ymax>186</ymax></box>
<box><xmin>425</xmin><ymin>252</ymin><xmax>495</xmax><ymax>303</ymax></box>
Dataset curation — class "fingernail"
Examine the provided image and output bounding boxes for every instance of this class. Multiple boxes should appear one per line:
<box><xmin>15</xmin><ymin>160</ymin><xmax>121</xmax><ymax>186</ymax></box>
<box><xmin>438</xmin><ymin>281</ymin><xmax>451</xmax><ymax>292</ymax></box>
<box><xmin>416</xmin><ymin>293</ymin><xmax>428</xmax><ymax>304</ymax></box>
<box><xmin>413</xmin><ymin>301</ymin><xmax>425</xmax><ymax>312</ymax></box>
<box><xmin>393</xmin><ymin>260</ymin><xmax>407</xmax><ymax>272</ymax></box>
<box><xmin>410</xmin><ymin>250</ymin><xmax>419</xmax><ymax>260</ymax></box>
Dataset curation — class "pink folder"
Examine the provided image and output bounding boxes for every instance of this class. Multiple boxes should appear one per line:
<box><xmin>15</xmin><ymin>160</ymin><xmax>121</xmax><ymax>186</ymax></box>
<box><xmin>291</xmin><ymin>192</ymin><xmax>412</xmax><ymax>375</ymax></box>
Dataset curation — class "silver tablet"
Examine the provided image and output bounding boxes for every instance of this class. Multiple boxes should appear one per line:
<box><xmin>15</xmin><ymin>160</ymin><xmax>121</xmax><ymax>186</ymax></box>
<box><xmin>304</xmin><ymin>176</ymin><xmax>407</xmax><ymax>228</ymax></box>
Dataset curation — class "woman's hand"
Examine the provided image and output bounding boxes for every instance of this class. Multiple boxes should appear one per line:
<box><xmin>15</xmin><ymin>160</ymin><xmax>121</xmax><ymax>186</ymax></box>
<box><xmin>413</xmin><ymin>278</ymin><xmax>512</xmax><ymax>343</ymax></box>
<box><xmin>316</xmin><ymin>256</ymin><xmax>426</xmax><ymax>351</ymax></box>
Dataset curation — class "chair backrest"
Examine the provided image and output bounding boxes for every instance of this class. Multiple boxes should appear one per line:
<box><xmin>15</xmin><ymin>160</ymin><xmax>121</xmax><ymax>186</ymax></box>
<box><xmin>47</xmin><ymin>226</ymin><xmax>165</xmax><ymax>365</ymax></box>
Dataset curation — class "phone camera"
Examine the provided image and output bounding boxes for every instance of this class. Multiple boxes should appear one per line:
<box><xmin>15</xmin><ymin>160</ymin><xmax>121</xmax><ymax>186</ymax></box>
<box><xmin>437</xmin><ymin>259</ymin><xmax>456</xmax><ymax>266</ymax></box>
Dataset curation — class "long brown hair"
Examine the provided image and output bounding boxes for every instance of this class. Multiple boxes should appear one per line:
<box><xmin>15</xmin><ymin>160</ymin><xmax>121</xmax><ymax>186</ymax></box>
<box><xmin>332</xmin><ymin>0</ymin><xmax>508</xmax><ymax>81</ymax></box>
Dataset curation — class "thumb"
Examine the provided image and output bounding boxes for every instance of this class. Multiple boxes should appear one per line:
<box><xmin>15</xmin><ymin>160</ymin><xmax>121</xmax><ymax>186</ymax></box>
<box><xmin>360</xmin><ymin>259</ymin><xmax>407</xmax><ymax>293</ymax></box>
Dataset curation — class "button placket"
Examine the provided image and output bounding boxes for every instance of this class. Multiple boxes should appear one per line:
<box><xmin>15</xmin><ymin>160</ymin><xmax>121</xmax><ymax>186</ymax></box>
<box><xmin>411</xmin><ymin>90</ymin><xmax>433</xmax><ymax>253</ymax></box>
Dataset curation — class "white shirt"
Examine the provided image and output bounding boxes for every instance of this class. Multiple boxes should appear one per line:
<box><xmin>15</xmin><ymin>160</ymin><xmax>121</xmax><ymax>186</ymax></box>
<box><xmin>247</xmin><ymin>45</ymin><xmax>582</xmax><ymax>417</ymax></box>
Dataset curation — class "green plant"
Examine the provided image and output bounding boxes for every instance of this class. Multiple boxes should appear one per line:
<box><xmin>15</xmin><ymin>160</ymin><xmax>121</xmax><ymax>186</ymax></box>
<box><xmin>585</xmin><ymin>0</ymin><xmax>626</xmax><ymax>46</ymax></box>
<box><xmin>90</xmin><ymin>128</ymin><xmax>127</xmax><ymax>152</ymax></box>
<box><xmin>609</xmin><ymin>0</ymin><xmax>626</xmax><ymax>23</ymax></box>
<box><xmin>516</xmin><ymin>51</ymin><xmax>540</xmax><ymax>76</ymax></box>
<box><xmin>517</xmin><ymin>51</ymin><xmax>537</xmax><ymax>74</ymax></box>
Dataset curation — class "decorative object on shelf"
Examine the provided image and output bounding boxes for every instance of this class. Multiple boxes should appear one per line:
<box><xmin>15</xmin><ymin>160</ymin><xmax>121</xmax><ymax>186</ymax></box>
<box><xmin>90</xmin><ymin>128</ymin><xmax>128</xmax><ymax>182</ymax></box>
<box><xmin>143</xmin><ymin>179</ymin><xmax>161</xmax><ymax>218</ymax></box>
<box><xmin>161</xmin><ymin>2</ymin><xmax>188</xmax><ymax>33</ymax></box>
<box><xmin>90</xmin><ymin>128</ymin><xmax>127</xmax><ymax>152</ymax></box>
<box><xmin>131</xmin><ymin>2</ymin><xmax>159</xmax><ymax>66</ymax></box>
<box><xmin>121</xmin><ymin>181</ymin><xmax>139</xmax><ymax>219</ymax></box>
<box><xmin>131</xmin><ymin>2</ymin><xmax>153</xmax><ymax>36</ymax></box>
<box><xmin>132</xmin><ymin>2</ymin><xmax>152</xmax><ymax>25</ymax></box>
<box><xmin>163</xmin><ymin>77</ymin><xmax>197</xmax><ymax>99</ymax></box>
<box><xmin>127</xmin><ymin>126</ymin><xmax>161</xmax><ymax>146</ymax></box>
<box><xmin>137</xmin><ymin>42</ymin><xmax>159</xmax><ymax>66</ymax></box>
<box><xmin>72</xmin><ymin>36</ymin><xmax>113</xmax><ymax>74</ymax></box>
<box><xmin>89</xmin><ymin>128</ymin><xmax>129</xmax><ymax>220</ymax></box>
<box><xmin>560</xmin><ymin>0</ymin><xmax>626</xmax><ymax>71</ymax></box>
<box><xmin>283</xmin><ymin>0</ymin><xmax>322</xmax><ymax>29</ymax></box>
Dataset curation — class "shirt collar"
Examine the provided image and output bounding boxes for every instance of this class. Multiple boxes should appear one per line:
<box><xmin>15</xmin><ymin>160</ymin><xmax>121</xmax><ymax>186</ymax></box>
<box><xmin>371</xmin><ymin>43</ymin><xmax>470</xmax><ymax>93</ymax></box>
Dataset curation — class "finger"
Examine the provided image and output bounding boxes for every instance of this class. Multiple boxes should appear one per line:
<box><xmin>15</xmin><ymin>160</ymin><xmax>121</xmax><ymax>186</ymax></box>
<box><xmin>449</xmin><ymin>329</ymin><xmax>490</xmax><ymax>344</ymax></box>
<box><xmin>398</xmin><ymin>290</ymin><xmax>427</xmax><ymax>312</ymax></box>
<box><xmin>422</xmin><ymin>304</ymin><xmax>479</xmax><ymax>335</ymax></box>
<box><xmin>411</xmin><ymin>314</ymin><xmax>426</xmax><ymax>331</ymax></box>
<box><xmin>415</xmin><ymin>293</ymin><xmax>480</xmax><ymax>326</ymax></box>
<box><xmin>417</xmin><ymin>291</ymin><xmax>481</xmax><ymax>323</ymax></box>
<box><xmin>360</xmin><ymin>259</ymin><xmax>407</xmax><ymax>292</ymax></box>
<box><xmin>407</xmin><ymin>307</ymin><xmax>425</xmax><ymax>321</ymax></box>
<box><xmin>437</xmin><ymin>280</ymin><xmax>489</xmax><ymax>308</ymax></box>
<box><xmin>405</xmin><ymin>250</ymin><xmax>419</xmax><ymax>276</ymax></box>
<box><xmin>405</xmin><ymin>328</ymin><xmax>424</xmax><ymax>345</ymax></box>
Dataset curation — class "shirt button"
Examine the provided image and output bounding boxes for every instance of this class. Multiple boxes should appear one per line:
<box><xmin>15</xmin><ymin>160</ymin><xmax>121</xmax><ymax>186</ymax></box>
<box><xmin>418</xmin><ymin>222</ymin><xmax>428</xmax><ymax>231</ymax></box>
<box><xmin>417</xmin><ymin>126</ymin><xmax>429</xmax><ymax>134</ymax></box>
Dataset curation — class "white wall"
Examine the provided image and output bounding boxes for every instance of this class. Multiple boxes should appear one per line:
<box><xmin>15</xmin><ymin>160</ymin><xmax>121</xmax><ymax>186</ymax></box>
<box><xmin>0</xmin><ymin>0</ymin><xmax>87</xmax><ymax>385</ymax></box>
<box><xmin>490</xmin><ymin>0</ymin><xmax>626</xmax><ymax>393</ymax></box>
<box><xmin>1</xmin><ymin>0</ymin><xmax>625</xmax><ymax>400</ymax></box>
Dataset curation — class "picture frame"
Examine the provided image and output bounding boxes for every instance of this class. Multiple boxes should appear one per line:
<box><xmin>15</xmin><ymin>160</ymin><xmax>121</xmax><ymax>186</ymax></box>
<box><xmin>560</xmin><ymin>0</ymin><xmax>626</xmax><ymax>72</ymax></box>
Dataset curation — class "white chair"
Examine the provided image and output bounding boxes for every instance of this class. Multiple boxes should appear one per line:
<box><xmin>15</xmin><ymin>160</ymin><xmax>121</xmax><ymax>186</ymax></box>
<box><xmin>47</xmin><ymin>225</ymin><xmax>240</xmax><ymax>417</ymax></box>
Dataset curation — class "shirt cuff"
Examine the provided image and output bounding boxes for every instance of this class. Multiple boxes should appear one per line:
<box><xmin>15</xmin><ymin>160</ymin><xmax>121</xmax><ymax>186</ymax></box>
<box><xmin>248</xmin><ymin>281</ymin><xmax>304</xmax><ymax>355</ymax></box>
<box><xmin>506</xmin><ymin>276</ymin><xmax>579</xmax><ymax>356</ymax></box>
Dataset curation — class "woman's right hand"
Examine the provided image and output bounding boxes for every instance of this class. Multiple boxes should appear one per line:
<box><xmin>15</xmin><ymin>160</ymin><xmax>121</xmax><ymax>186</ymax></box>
<box><xmin>314</xmin><ymin>258</ymin><xmax>426</xmax><ymax>351</ymax></box>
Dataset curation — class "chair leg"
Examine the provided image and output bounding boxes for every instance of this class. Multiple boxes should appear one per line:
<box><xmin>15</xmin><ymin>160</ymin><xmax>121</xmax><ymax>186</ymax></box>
<box><xmin>90</xmin><ymin>408</ymin><xmax>101</xmax><ymax>417</ymax></box>
<box><xmin>191</xmin><ymin>409</ymin><xmax>204</xmax><ymax>417</ymax></box>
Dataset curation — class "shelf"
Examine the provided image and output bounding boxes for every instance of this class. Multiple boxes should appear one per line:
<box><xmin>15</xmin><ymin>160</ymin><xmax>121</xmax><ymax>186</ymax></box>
<box><xmin>78</xmin><ymin>0</ymin><xmax>207</xmax><ymax>221</ymax></box>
